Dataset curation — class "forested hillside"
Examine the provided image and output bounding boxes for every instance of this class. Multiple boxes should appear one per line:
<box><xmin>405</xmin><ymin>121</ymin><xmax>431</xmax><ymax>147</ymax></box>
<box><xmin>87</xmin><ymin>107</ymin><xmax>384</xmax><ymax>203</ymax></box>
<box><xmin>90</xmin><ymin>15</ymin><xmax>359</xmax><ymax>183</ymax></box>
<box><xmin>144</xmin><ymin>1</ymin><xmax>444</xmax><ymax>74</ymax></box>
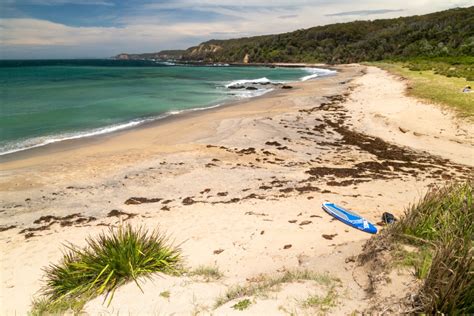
<box><xmin>181</xmin><ymin>7</ymin><xmax>474</xmax><ymax>64</ymax></box>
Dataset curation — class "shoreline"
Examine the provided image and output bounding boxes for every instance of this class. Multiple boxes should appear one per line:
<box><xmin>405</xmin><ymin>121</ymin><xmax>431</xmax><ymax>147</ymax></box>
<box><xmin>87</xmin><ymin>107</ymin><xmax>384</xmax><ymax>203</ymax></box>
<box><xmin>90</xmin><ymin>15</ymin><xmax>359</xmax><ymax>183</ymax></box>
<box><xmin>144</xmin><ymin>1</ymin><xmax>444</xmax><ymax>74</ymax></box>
<box><xmin>1</xmin><ymin>64</ymin><xmax>472</xmax><ymax>314</ymax></box>
<box><xmin>0</xmin><ymin>68</ymin><xmax>341</xmax><ymax>171</ymax></box>
<box><xmin>0</xmin><ymin>87</ymin><xmax>279</xmax><ymax>165</ymax></box>
<box><xmin>0</xmin><ymin>65</ymin><xmax>335</xmax><ymax>164</ymax></box>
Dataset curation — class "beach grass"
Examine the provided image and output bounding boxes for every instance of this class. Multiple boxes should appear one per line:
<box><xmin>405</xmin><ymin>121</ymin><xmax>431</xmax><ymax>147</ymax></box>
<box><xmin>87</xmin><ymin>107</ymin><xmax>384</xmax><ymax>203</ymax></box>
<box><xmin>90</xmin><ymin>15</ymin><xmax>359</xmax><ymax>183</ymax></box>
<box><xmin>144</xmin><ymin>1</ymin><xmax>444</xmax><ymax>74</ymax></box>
<box><xmin>370</xmin><ymin>61</ymin><xmax>474</xmax><ymax>119</ymax></box>
<box><xmin>392</xmin><ymin>182</ymin><xmax>472</xmax><ymax>243</ymax></box>
<box><xmin>392</xmin><ymin>245</ymin><xmax>433</xmax><ymax>279</ymax></box>
<box><xmin>188</xmin><ymin>265</ymin><xmax>224</xmax><ymax>282</ymax></box>
<box><xmin>30</xmin><ymin>296</ymin><xmax>88</xmax><ymax>316</ymax></box>
<box><xmin>388</xmin><ymin>181</ymin><xmax>473</xmax><ymax>313</ymax></box>
<box><xmin>231</xmin><ymin>298</ymin><xmax>252</xmax><ymax>311</ymax></box>
<box><xmin>300</xmin><ymin>286</ymin><xmax>337</xmax><ymax>312</ymax></box>
<box><xmin>31</xmin><ymin>224</ymin><xmax>181</xmax><ymax>314</ymax></box>
<box><xmin>214</xmin><ymin>270</ymin><xmax>338</xmax><ymax>308</ymax></box>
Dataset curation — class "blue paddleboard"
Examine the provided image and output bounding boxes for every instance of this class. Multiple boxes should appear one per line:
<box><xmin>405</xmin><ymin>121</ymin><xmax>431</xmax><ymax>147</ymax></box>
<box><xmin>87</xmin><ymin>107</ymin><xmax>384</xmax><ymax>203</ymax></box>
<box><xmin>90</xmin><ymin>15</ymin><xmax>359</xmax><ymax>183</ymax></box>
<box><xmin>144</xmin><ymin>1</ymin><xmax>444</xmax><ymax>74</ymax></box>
<box><xmin>322</xmin><ymin>202</ymin><xmax>377</xmax><ymax>234</ymax></box>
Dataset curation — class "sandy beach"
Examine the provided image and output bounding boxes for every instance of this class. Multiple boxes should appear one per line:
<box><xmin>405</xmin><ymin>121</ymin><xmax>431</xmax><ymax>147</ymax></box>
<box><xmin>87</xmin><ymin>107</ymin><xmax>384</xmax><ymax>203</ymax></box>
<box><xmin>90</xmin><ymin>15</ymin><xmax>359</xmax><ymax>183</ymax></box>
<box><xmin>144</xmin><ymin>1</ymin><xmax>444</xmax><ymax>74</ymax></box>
<box><xmin>1</xmin><ymin>65</ymin><xmax>472</xmax><ymax>315</ymax></box>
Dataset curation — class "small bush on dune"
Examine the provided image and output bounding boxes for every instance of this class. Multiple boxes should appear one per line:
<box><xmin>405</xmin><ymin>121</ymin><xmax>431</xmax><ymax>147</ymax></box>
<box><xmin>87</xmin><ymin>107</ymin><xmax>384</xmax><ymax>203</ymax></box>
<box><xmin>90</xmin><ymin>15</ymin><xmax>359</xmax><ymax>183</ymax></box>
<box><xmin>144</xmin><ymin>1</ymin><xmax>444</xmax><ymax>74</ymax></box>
<box><xmin>389</xmin><ymin>181</ymin><xmax>473</xmax><ymax>314</ymax></box>
<box><xmin>33</xmin><ymin>224</ymin><xmax>181</xmax><ymax>314</ymax></box>
<box><xmin>393</xmin><ymin>181</ymin><xmax>472</xmax><ymax>243</ymax></box>
<box><xmin>421</xmin><ymin>237</ymin><xmax>473</xmax><ymax>314</ymax></box>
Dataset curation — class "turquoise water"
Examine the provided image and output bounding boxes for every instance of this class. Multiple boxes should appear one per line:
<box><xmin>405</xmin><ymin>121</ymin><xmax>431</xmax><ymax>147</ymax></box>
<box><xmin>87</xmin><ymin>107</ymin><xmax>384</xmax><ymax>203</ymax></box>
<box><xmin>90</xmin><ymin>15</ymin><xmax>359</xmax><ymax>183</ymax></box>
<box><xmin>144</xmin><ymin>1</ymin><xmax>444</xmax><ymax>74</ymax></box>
<box><xmin>0</xmin><ymin>60</ymin><xmax>335</xmax><ymax>155</ymax></box>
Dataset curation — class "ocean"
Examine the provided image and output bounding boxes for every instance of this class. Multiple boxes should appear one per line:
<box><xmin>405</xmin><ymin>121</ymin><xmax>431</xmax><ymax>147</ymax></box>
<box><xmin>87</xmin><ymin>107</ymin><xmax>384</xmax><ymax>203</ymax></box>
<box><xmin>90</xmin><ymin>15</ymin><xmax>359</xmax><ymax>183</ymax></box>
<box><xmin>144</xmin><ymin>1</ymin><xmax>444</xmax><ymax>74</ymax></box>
<box><xmin>0</xmin><ymin>59</ymin><xmax>335</xmax><ymax>156</ymax></box>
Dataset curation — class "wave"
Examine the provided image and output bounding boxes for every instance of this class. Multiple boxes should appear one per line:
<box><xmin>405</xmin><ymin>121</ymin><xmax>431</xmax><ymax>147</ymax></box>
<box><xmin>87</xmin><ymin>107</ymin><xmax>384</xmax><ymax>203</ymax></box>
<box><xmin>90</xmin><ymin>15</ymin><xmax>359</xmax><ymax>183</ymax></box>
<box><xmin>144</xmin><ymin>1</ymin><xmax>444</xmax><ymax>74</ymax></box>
<box><xmin>226</xmin><ymin>68</ymin><xmax>336</xmax><ymax>89</ymax></box>
<box><xmin>225</xmin><ymin>77</ymin><xmax>281</xmax><ymax>88</ymax></box>
<box><xmin>225</xmin><ymin>67</ymin><xmax>337</xmax><ymax>102</ymax></box>
<box><xmin>224</xmin><ymin>67</ymin><xmax>337</xmax><ymax>99</ymax></box>
<box><xmin>301</xmin><ymin>73</ymin><xmax>319</xmax><ymax>81</ymax></box>
<box><xmin>300</xmin><ymin>67</ymin><xmax>337</xmax><ymax>81</ymax></box>
<box><xmin>156</xmin><ymin>61</ymin><xmax>176</xmax><ymax>66</ymax></box>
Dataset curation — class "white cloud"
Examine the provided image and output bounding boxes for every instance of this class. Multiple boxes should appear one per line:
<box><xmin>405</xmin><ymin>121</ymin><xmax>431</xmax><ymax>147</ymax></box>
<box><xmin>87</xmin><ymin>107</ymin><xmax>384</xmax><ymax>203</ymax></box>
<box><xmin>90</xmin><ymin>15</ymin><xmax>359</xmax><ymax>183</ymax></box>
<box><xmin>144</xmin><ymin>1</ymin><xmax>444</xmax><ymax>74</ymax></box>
<box><xmin>0</xmin><ymin>0</ymin><xmax>471</xmax><ymax>58</ymax></box>
<box><xmin>2</xmin><ymin>0</ymin><xmax>114</xmax><ymax>5</ymax></box>
<box><xmin>0</xmin><ymin>17</ymin><xmax>250</xmax><ymax>57</ymax></box>
<box><xmin>1</xmin><ymin>19</ymin><xmax>110</xmax><ymax>46</ymax></box>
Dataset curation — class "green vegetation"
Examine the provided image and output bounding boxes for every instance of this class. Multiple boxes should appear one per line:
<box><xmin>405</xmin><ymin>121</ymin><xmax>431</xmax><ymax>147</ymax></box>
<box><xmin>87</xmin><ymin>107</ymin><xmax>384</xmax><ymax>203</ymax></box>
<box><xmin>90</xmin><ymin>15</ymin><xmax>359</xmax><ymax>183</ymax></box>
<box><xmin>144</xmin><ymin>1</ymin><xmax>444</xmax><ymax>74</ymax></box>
<box><xmin>371</xmin><ymin>59</ymin><xmax>474</xmax><ymax>119</ymax></box>
<box><xmin>232</xmin><ymin>299</ymin><xmax>252</xmax><ymax>311</ymax></box>
<box><xmin>393</xmin><ymin>246</ymin><xmax>433</xmax><ymax>279</ymax></box>
<box><xmin>160</xmin><ymin>290</ymin><xmax>171</xmax><ymax>299</ymax></box>
<box><xmin>31</xmin><ymin>225</ymin><xmax>181</xmax><ymax>314</ymax></box>
<box><xmin>182</xmin><ymin>7</ymin><xmax>474</xmax><ymax>64</ymax></box>
<box><xmin>215</xmin><ymin>270</ymin><xmax>338</xmax><ymax>308</ymax></box>
<box><xmin>30</xmin><ymin>296</ymin><xmax>88</xmax><ymax>316</ymax></box>
<box><xmin>189</xmin><ymin>265</ymin><xmax>223</xmax><ymax>282</ymax></box>
<box><xmin>393</xmin><ymin>182</ymin><xmax>472</xmax><ymax>243</ymax></box>
<box><xmin>300</xmin><ymin>287</ymin><xmax>337</xmax><ymax>312</ymax></box>
<box><xmin>388</xmin><ymin>182</ymin><xmax>473</xmax><ymax>314</ymax></box>
<box><xmin>400</xmin><ymin>56</ymin><xmax>474</xmax><ymax>80</ymax></box>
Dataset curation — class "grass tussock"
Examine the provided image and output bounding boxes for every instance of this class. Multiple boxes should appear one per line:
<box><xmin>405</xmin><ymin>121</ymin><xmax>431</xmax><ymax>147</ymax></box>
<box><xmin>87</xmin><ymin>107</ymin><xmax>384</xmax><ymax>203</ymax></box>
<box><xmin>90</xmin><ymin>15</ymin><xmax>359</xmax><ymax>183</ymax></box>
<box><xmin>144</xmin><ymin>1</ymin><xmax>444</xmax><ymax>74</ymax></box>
<box><xmin>370</xmin><ymin>61</ymin><xmax>474</xmax><ymax>119</ymax></box>
<box><xmin>32</xmin><ymin>224</ymin><xmax>181</xmax><ymax>314</ymax></box>
<box><xmin>389</xmin><ymin>181</ymin><xmax>473</xmax><ymax>314</ymax></box>
<box><xmin>215</xmin><ymin>270</ymin><xmax>338</xmax><ymax>308</ymax></box>
<box><xmin>189</xmin><ymin>265</ymin><xmax>223</xmax><ymax>282</ymax></box>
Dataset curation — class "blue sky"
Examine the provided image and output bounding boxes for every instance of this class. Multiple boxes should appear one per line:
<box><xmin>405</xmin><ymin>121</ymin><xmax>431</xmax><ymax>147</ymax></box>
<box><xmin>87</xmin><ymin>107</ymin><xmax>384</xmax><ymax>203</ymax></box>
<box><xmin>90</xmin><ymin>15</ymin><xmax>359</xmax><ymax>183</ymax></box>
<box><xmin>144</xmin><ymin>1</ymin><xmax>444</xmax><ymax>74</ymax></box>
<box><xmin>0</xmin><ymin>0</ymin><xmax>472</xmax><ymax>59</ymax></box>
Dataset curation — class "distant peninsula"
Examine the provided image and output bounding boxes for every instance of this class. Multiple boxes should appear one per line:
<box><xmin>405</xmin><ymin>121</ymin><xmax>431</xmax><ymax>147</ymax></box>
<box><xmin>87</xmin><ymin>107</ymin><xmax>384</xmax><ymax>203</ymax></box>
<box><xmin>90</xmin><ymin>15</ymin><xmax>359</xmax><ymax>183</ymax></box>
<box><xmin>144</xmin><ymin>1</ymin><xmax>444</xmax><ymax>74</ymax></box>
<box><xmin>115</xmin><ymin>50</ymin><xmax>186</xmax><ymax>61</ymax></box>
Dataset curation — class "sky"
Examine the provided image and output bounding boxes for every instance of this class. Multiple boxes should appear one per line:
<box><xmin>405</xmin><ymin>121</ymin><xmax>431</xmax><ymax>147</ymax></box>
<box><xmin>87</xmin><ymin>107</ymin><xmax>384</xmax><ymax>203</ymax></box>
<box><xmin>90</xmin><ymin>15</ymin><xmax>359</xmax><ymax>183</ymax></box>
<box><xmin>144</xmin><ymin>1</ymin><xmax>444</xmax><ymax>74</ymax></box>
<box><xmin>0</xmin><ymin>0</ymin><xmax>472</xmax><ymax>59</ymax></box>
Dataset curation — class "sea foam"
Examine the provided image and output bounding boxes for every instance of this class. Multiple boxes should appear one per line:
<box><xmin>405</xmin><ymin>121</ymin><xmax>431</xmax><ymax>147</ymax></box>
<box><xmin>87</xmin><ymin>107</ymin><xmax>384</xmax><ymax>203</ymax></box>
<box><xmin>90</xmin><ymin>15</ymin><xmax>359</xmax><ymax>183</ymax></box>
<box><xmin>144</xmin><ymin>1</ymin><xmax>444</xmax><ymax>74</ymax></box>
<box><xmin>225</xmin><ymin>77</ymin><xmax>280</xmax><ymax>88</ymax></box>
<box><xmin>301</xmin><ymin>68</ymin><xmax>337</xmax><ymax>81</ymax></box>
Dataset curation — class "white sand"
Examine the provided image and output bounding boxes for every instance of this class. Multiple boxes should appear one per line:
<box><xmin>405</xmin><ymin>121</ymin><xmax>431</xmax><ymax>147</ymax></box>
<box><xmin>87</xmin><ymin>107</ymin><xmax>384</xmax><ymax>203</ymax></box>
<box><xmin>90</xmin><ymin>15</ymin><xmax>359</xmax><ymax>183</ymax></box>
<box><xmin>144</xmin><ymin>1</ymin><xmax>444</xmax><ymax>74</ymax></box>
<box><xmin>345</xmin><ymin>66</ymin><xmax>473</xmax><ymax>166</ymax></box>
<box><xmin>0</xmin><ymin>64</ymin><xmax>472</xmax><ymax>315</ymax></box>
